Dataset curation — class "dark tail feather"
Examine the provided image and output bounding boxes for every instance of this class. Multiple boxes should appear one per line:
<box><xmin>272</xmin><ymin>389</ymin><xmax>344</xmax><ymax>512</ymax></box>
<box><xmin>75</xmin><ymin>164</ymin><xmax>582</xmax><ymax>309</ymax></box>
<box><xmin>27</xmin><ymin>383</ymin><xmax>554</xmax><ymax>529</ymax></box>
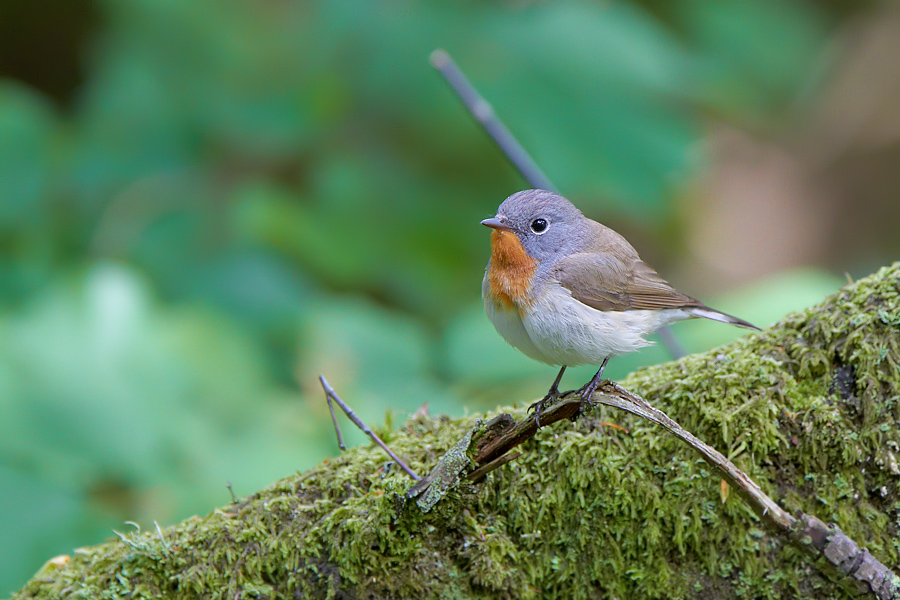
<box><xmin>688</xmin><ymin>306</ymin><xmax>761</xmax><ymax>331</ymax></box>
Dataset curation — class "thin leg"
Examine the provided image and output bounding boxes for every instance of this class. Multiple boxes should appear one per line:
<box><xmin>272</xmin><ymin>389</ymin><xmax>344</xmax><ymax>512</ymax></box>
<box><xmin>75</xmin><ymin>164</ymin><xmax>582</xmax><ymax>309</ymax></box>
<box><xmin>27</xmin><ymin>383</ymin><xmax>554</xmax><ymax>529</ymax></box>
<box><xmin>548</xmin><ymin>365</ymin><xmax>566</xmax><ymax>397</ymax></box>
<box><xmin>528</xmin><ymin>365</ymin><xmax>567</xmax><ymax>428</ymax></box>
<box><xmin>577</xmin><ymin>357</ymin><xmax>611</xmax><ymax>405</ymax></box>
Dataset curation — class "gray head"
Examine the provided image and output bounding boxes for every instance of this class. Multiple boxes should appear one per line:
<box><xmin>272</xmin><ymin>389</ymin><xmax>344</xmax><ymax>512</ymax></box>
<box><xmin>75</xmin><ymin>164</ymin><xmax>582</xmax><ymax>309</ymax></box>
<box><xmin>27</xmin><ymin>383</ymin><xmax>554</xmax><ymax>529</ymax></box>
<box><xmin>482</xmin><ymin>189</ymin><xmax>591</xmax><ymax>264</ymax></box>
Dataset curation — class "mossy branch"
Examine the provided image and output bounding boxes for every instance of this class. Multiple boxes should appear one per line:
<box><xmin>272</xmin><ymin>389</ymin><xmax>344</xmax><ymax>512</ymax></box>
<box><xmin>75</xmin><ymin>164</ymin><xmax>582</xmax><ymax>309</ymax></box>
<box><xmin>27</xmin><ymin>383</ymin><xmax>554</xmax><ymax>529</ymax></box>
<box><xmin>410</xmin><ymin>380</ymin><xmax>898</xmax><ymax>598</ymax></box>
<box><xmin>13</xmin><ymin>263</ymin><xmax>900</xmax><ymax>600</ymax></box>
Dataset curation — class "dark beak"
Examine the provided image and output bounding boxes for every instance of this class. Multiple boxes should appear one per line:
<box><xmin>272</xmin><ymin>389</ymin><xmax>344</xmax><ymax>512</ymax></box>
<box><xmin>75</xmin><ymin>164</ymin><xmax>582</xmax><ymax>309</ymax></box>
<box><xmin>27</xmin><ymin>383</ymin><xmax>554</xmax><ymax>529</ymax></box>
<box><xmin>481</xmin><ymin>216</ymin><xmax>514</xmax><ymax>232</ymax></box>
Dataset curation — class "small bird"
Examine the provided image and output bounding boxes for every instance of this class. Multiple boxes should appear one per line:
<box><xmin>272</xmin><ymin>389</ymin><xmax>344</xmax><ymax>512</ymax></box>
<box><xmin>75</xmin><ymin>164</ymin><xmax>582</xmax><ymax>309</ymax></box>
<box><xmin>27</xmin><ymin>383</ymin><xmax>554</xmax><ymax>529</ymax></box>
<box><xmin>482</xmin><ymin>189</ymin><xmax>759</xmax><ymax>425</ymax></box>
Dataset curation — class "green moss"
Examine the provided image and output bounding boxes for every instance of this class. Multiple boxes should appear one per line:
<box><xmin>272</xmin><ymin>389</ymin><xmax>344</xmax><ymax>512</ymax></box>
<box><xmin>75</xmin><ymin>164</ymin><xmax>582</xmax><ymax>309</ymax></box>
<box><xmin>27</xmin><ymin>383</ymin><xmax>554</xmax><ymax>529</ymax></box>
<box><xmin>13</xmin><ymin>264</ymin><xmax>900</xmax><ymax>599</ymax></box>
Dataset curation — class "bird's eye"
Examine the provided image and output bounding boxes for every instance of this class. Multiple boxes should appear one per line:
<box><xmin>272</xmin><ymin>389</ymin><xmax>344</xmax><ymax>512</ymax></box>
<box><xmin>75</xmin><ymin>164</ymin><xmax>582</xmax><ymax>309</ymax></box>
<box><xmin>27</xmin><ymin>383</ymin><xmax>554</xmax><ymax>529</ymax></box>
<box><xmin>530</xmin><ymin>218</ymin><xmax>548</xmax><ymax>233</ymax></box>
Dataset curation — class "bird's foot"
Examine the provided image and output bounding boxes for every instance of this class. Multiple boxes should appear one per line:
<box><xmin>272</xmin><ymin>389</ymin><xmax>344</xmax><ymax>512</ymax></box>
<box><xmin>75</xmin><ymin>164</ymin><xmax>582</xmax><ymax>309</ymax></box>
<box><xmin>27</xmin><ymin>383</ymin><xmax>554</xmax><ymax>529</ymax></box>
<box><xmin>577</xmin><ymin>378</ymin><xmax>608</xmax><ymax>404</ymax></box>
<box><xmin>528</xmin><ymin>389</ymin><xmax>561</xmax><ymax>429</ymax></box>
<box><xmin>571</xmin><ymin>378</ymin><xmax>610</xmax><ymax>419</ymax></box>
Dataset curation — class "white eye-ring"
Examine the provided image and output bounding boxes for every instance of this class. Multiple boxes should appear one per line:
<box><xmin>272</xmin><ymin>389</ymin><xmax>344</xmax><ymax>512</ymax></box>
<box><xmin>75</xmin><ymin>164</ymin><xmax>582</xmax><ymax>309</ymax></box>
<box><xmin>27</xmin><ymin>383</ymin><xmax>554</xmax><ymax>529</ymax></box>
<box><xmin>530</xmin><ymin>218</ymin><xmax>548</xmax><ymax>233</ymax></box>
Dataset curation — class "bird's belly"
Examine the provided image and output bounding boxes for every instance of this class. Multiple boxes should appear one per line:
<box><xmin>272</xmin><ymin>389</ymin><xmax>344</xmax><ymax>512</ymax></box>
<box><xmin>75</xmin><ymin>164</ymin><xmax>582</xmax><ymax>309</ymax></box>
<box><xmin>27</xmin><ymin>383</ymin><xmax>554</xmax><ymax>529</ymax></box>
<box><xmin>484</xmin><ymin>295</ymin><xmax>557</xmax><ymax>365</ymax></box>
<box><xmin>522</xmin><ymin>286</ymin><xmax>689</xmax><ymax>366</ymax></box>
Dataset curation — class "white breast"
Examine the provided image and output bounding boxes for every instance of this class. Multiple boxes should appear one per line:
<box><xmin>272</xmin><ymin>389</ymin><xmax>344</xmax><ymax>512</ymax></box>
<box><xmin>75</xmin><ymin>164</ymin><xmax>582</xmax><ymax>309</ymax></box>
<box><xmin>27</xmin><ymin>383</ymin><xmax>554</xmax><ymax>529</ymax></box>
<box><xmin>520</xmin><ymin>283</ymin><xmax>691</xmax><ymax>366</ymax></box>
<box><xmin>483</xmin><ymin>275</ymin><xmax>556</xmax><ymax>365</ymax></box>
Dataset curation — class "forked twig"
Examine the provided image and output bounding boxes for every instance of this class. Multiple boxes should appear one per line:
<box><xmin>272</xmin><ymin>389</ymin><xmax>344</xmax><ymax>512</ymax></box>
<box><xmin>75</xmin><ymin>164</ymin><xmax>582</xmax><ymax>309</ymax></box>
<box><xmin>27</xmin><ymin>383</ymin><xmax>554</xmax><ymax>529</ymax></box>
<box><xmin>318</xmin><ymin>375</ymin><xmax>420</xmax><ymax>481</ymax></box>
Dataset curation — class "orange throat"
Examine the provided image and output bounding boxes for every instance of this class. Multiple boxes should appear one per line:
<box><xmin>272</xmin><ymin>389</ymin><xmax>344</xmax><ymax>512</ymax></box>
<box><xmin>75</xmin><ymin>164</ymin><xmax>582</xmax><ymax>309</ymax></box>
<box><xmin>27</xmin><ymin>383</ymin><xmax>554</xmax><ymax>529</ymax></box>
<box><xmin>487</xmin><ymin>230</ymin><xmax>537</xmax><ymax>309</ymax></box>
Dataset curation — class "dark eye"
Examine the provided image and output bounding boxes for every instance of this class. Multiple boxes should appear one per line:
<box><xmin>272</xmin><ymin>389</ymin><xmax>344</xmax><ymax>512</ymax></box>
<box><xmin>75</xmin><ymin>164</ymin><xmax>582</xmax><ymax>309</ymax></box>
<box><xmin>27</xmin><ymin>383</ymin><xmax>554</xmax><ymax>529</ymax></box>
<box><xmin>530</xmin><ymin>218</ymin><xmax>548</xmax><ymax>233</ymax></box>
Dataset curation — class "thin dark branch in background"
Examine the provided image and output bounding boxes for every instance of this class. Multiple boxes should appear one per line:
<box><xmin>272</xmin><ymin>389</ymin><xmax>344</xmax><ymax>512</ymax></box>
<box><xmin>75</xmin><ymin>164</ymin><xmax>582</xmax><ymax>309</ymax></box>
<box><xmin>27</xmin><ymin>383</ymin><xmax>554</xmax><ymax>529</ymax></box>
<box><xmin>656</xmin><ymin>326</ymin><xmax>687</xmax><ymax>360</ymax></box>
<box><xmin>430</xmin><ymin>49</ymin><xmax>556</xmax><ymax>193</ymax></box>
<box><xmin>430</xmin><ymin>48</ymin><xmax>685</xmax><ymax>360</ymax></box>
<box><xmin>318</xmin><ymin>375</ymin><xmax>421</xmax><ymax>481</ymax></box>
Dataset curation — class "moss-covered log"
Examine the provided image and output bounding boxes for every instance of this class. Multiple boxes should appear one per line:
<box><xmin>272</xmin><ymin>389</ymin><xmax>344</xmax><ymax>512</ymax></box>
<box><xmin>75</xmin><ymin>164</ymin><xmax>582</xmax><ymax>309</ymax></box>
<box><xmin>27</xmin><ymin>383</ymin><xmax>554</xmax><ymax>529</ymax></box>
<box><xmin>13</xmin><ymin>264</ymin><xmax>900</xmax><ymax>600</ymax></box>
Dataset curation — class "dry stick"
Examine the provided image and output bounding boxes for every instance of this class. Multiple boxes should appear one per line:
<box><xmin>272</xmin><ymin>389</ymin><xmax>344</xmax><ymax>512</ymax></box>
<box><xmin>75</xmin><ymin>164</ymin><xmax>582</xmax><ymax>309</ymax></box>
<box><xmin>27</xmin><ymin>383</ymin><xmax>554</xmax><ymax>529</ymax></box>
<box><xmin>318</xmin><ymin>375</ymin><xmax>421</xmax><ymax>481</ymax></box>
<box><xmin>468</xmin><ymin>385</ymin><xmax>899</xmax><ymax>599</ymax></box>
<box><xmin>429</xmin><ymin>48</ymin><xmax>686</xmax><ymax>360</ymax></box>
<box><xmin>314</xmin><ymin>373</ymin><xmax>895</xmax><ymax>594</ymax></box>
<box><xmin>323</xmin><ymin>381</ymin><xmax>346</xmax><ymax>450</ymax></box>
<box><xmin>467</xmin><ymin>452</ymin><xmax>521</xmax><ymax>484</ymax></box>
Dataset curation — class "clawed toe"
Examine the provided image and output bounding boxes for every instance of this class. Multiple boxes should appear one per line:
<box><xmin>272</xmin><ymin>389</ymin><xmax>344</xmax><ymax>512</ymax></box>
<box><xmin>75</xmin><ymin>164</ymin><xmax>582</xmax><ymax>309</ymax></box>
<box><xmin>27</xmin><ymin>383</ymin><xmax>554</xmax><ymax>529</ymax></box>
<box><xmin>574</xmin><ymin>357</ymin><xmax>611</xmax><ymax>410</ymax></box>
<box><xmin>528</xmin><ymin>392</ymin><xmax>559</xmax><ymax>429</ymax></box>
<box><xmin>528</xmin><ymin>365</ymin><xmax>569</xmax><ymax>429</ymax></box>
<box><xmin>570</xmin><ymin>378</ymin><xmax>612</xmax><ymax>421</ymax></box>
<box><xmin>530</xmin><ymin>375</ymin><xmax>613</xmax><ymax>427</ymax></box>
<box><xmin>528</xmin><ymin>401</ymin><xmax>541</xmax><ymax>428</ymax></box>
<box><xmin>577</xmin><ymin>379</ymin><xmax>608</xmax><ymax>403</ymax></box>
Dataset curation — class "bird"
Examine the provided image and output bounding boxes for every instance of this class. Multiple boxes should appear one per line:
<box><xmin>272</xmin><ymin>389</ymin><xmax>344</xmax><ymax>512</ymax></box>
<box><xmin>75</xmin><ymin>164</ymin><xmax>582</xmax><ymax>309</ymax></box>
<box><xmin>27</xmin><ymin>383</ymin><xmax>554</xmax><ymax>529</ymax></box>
<box><xmin>481</xmin><ymin>189</ymin><xmax>760</xmax><ymax>426</ymax></box>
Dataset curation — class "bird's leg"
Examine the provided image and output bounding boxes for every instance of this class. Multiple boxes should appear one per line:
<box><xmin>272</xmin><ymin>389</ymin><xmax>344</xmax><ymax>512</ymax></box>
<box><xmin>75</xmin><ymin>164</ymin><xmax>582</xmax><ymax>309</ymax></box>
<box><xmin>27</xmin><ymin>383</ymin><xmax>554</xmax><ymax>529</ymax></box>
<box><xmin>576</xmin><ymin>357</ymin><xmax>611</xmax><ymax>410</ymax></box>
<box><xmin>528</xmin><ymin>365</ymin><xmax>567</xmax><ymax>428</ymax></box>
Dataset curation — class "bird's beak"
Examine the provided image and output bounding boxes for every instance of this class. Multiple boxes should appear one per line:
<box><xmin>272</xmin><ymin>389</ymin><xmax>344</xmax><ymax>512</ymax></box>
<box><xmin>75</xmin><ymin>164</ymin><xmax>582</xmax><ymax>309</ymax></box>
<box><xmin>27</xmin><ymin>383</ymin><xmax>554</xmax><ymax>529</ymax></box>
<box><xmin>481</xmin><ymin>216</ymin><xmax>514</xmax><ymax>232</ymax></box>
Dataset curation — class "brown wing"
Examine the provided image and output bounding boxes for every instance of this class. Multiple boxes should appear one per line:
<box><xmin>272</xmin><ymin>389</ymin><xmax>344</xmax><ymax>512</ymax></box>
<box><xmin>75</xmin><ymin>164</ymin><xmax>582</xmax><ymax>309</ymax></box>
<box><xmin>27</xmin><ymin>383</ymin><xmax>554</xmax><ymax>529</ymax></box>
<box><xmin>555</xmin><ymin>253</ymin><xmax>701</xmax><ymax>312</ymax></box>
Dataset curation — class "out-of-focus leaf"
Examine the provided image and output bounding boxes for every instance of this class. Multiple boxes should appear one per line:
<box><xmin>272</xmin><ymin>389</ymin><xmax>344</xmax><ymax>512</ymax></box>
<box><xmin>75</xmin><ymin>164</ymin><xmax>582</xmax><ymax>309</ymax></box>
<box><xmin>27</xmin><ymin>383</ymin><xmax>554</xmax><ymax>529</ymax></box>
<box><xmin>0</xmin><ymin>466</ymin><xmax>100</xmax><ymax>599</ymax></box>
<box><xmin>0</xmin><ymin>83</ymin><xmax>61</xmax><ymax>306</ymax></box>
<box><xmin>0</xmin><ymin>83</ymin><xmax>57</xmax><ymax>226</ymax></box>
<box><xmin>298</xmin><ymin>295</ymin><xmax>467</xmax><ymax>447</ymax></box>
<box><xmin>475</xmin><ymin>1</ymin><xmax>702</xmax><ymax>219</ymax></box>
<box><xmin>0</xmin><ymin>264</ymin><xmax>333</xmax><ymax>589</ymax></box>
<box><xmin>674</xmin><ymin>0</ymin><xmax>829</xmax><ymax>117</ymax></box>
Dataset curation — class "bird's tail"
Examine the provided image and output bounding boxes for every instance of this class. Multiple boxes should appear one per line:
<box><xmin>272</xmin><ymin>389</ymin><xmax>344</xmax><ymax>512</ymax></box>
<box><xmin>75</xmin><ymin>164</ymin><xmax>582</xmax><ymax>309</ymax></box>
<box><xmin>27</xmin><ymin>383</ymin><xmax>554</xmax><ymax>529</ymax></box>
<box><xmin>688</xmin><ymin>306</ymin><xmax>761</xmax><ymax>331</ymax></box>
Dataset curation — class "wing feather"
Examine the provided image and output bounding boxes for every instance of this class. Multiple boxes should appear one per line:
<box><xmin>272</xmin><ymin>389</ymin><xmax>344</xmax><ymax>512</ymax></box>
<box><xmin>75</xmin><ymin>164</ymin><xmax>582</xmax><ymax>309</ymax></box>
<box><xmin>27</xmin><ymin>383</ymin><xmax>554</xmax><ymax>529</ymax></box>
<box><xmin>555</xmin><ymin>254</ymin><xmax>701</xmax><ymax>312</ymax></box>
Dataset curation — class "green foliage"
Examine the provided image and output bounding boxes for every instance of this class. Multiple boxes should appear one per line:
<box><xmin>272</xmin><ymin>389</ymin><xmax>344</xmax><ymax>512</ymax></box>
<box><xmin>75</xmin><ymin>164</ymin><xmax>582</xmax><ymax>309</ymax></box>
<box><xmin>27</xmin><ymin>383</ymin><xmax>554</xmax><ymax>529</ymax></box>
<box><xmin>0</xmin><ymin>0</ymin><xmax>856</xmax><ymax>594</ymax></box>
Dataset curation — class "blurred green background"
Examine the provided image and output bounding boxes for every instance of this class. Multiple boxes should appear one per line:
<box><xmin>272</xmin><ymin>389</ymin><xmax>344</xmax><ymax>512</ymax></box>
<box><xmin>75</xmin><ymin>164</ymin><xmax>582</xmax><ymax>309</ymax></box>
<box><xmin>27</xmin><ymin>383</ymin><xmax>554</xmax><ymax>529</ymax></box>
<box><xmin>3</xmin><ymin>0</ymin><xmax>900</xmax><ymax>593</ymax></box>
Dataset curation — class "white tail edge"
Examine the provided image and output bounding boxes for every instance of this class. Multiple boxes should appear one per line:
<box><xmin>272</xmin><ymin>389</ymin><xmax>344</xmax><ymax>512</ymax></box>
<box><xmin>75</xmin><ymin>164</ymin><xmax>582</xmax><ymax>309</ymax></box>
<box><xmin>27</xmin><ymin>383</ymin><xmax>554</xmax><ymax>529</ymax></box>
<box><xmin>689</xmin><ymin>306</ymin><xmax>760</xmax><ymax>331</ymax></box>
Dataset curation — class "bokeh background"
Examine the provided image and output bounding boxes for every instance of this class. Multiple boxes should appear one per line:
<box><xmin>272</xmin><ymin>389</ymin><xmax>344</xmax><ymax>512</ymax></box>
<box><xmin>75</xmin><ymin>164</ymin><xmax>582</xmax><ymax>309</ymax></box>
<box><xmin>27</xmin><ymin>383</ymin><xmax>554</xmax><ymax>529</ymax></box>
<box><xmin>2</xmin><ymin>0</ymin><xmax>899</xmax><ymax>593</ymax></box>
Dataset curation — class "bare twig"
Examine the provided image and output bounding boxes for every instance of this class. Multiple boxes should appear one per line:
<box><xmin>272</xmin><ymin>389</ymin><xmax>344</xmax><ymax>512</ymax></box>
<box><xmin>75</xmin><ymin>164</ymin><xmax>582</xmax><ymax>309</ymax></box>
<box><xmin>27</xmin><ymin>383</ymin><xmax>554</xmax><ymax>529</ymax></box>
<box><xmin>323</xmin><ymin>382</ymin><xmax>346</xmax><ymax>450</ymax></box>
<box><xmin>592</xmin><ymin>385</ymin><xmax>898</xmax><ymax>598</ymax></box>
<box><xmin>595</xmin><ymin>383</ymin><xmax>793</xmax><ymax>528</ymax></box>
<box><xmin>318</xmin><ymin>375</ymin><xmax>421</xmax><ymax>481</ymax></box>
<box><xmin>467</xmin><ymin>452</ymin><xmax>520</xmax><ymax>483</ymax></box>
<box><xmin>429</xmin><ymin>48</ymin><xmax>685</xmax><ymax>360</ymax></box>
